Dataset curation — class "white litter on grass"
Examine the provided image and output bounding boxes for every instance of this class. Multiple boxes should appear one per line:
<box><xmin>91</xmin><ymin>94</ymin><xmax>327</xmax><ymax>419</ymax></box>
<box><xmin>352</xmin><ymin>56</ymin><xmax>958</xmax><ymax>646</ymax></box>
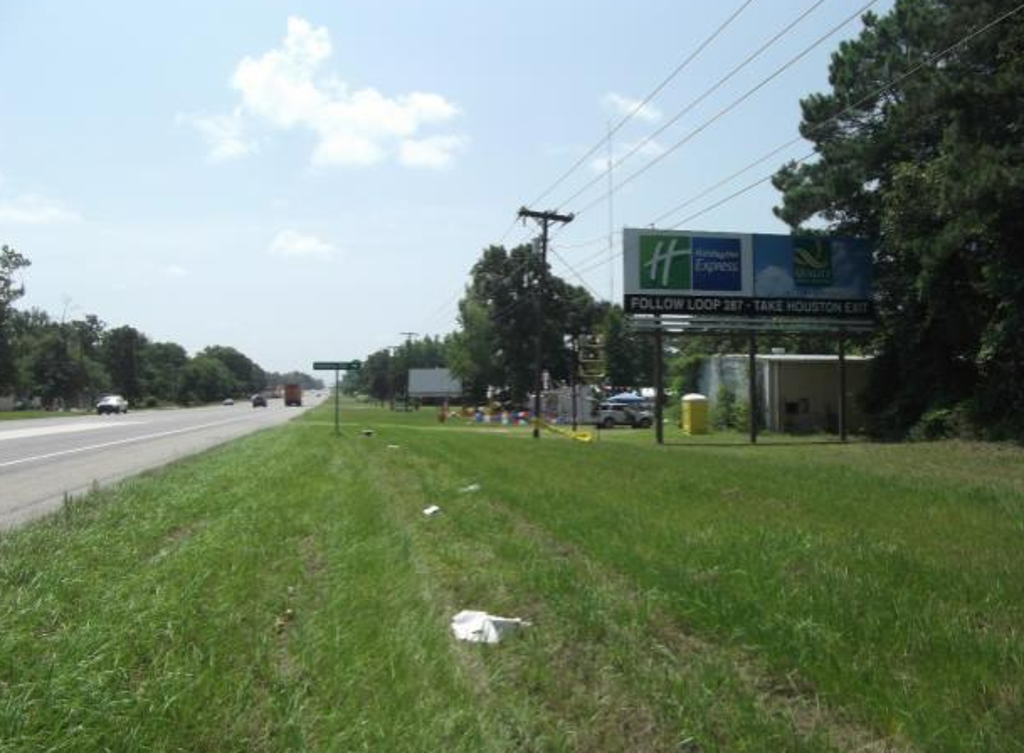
<box><xmin>360</xmin><ymin>429</ymin><xmax>375</xmax><ymax>437</ymax></box>
<box><xmin>451</xmin><ymin>610</ymin><xmax>531</xmax><ymax>644</ymax></box>
<box><xmin>387</xmin><ymin>444</ymin><xmax>401</xmax><ymax>450</ymax></box>
<box><xmin>422</xmin><ymin>505</ymin><xmax>442</xmax><ymax>516</ymax></box>
<box><xmin>459</xmin><ymin>483</ymin><xmax>481</xmax><ymax>494</ymax></box>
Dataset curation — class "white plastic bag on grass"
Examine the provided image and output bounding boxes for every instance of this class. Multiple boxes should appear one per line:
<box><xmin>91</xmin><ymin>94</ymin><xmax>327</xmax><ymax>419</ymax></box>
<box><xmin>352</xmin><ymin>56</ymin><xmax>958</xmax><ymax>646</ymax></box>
<box><xmin>451</xmin><ymin>610</ymin><xmax>530</xmax><ymax>644</ymax></box>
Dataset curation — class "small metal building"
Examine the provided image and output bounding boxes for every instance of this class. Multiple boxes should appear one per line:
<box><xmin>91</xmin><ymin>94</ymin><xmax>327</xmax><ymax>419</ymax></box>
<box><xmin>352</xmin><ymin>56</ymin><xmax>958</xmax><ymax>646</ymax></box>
<box><xmin>699</xmin><ymin>354</ymin><xmax>872</xmax><ymax>433</ymax></box>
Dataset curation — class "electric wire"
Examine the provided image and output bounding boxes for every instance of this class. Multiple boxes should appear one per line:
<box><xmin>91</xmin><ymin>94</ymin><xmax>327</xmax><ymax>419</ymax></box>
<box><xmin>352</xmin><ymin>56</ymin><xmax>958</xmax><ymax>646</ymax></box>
<box><xmin>526</xmin><ymin>0</ymin><xmax>757</xmax><ymax>209</ymax></box>
<box><xmin>653</xmin><ymin>0</ymin><xmax>1024</xmax><ymax>228</ymax></box>
<box><xmin>550</xmin><ymin>247</ymin><xmax>601</xmax><ymax>299</ymax></box>
<box><xmin>553</xmin><ymin>0</ymin><xmax>830</xmax><ymax>212</ymax></box>
<box><xmin>571</xmin><ymin>0</ymin><xmax>1024</xmax><ymax>276</ymax></box>
<box><xmin>568</xmin><ymin>0</ymin><xmax>880</xmax><ymax>220</ymax></box>
<box><xmin>423</xmin><ymin>0</ymin><xmax>1024</xmax><ymax>337</ymax></box>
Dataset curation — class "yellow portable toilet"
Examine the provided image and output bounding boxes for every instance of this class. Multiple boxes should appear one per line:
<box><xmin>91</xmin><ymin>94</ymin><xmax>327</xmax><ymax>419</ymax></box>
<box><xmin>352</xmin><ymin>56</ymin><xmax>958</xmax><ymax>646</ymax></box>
<box><xmin>681</xmin><ymin>393</ymin><xmax>709</xmax><ymax>435</ymax></box>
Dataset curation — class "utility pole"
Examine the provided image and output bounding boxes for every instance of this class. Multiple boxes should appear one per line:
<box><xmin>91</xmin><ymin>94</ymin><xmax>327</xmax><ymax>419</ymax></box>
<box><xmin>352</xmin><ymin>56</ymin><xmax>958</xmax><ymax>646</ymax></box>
<box><xmin>388</xmin><ymin>345</ymin><xmax>399</xmax><ymax>411</ymax></box>
<box><xmin>399</xmin><ymin>331</ymin><xmax>417</xmax><ymax>411</ymax></box>
<box><xmin>518</xmin><ymin>207</ymin><xmax>574</xmax><ymax>439</ymax></box>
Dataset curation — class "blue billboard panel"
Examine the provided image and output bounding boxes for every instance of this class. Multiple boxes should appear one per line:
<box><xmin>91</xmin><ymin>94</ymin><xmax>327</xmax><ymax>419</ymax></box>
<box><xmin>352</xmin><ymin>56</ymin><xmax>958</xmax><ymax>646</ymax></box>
<box><xmin>752</xmin><ymin>234</ymin><xmax>872</xmax><ymax>300</ymax></box>
<box><xmin>692</xmin><ymin>236</ymin><xmax>742</xmax><ymax>291</ymax></box>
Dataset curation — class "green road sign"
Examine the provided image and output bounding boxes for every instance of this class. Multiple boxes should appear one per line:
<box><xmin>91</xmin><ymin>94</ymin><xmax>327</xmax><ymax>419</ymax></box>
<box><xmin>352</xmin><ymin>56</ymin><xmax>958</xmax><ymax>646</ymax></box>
<box><xmin>313</xmin><ymin>360</ymin><xmax>362</xmax><ymax>371</ymax></box>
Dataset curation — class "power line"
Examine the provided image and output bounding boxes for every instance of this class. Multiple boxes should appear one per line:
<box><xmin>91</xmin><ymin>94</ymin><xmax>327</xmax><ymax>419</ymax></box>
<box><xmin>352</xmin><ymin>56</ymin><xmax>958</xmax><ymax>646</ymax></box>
<box><xmin>554</xmin><ymin>0</ymin><xmax>830</xmax><ymax>211</ymax></box>
<box><xmin>650</xmin><ymin>136</ymin><xmax>805</xmax><ymax>226</ymax></box>
<box><xmin>571</xmin><ymin>0</ymin><xmax>1024</xmax><ymax>276</ymax></box>
<box><xmin>418</xmin><ymin>0</ymin><xmax>1024</xmax><ymax>347</ymax></box>
<box><xmin>654</xmin><ymin>0</ymin><xmax>1024</xmax><ymax>228</ymax></box>
<box><xmin>569</xmin><ymin>0</ymin><xmax>880</xmax><ymax>219</ymax></box>
<box><xmin>549</xmin><ymin>246</ymin><xmax>600</xmax><ymax>299</ymax></box>
<box><xmin>526</xmin><ymin>0</ymin><xmax>757</xmax><ymax>209</ymax></box>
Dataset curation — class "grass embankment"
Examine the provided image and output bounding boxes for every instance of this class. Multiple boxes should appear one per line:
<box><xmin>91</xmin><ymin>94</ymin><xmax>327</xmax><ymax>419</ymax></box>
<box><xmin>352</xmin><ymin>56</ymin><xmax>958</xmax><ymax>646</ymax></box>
<box><xmin>1</xmin><ymin>402</ymin><xmax>1022</xmax><ymax>751</ymax></box>
<box><xmin>0</xmin><ymin>411</ymin><xmax>92</xmax><ymax>421</ymax></box>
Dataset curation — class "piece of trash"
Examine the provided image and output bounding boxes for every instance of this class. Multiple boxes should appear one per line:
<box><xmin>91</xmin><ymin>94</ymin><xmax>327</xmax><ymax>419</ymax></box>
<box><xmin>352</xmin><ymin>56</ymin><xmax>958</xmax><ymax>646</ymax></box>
<box><xmin>422</xmin><ymin>505</ymin><xmax>442</xmax><ymax>516</ymax></box>
<box><xmin>451</xmin><ymin>610</ymin><xmax>531</xmax><ymax>644</ymax></box>
<box><xmin>459</xmin><ymin>483</ymin><xmax>481</xmax><ymax>494</ymax></box>
<box><xmin>360</xmin><ymin>429</ymin><xmax>374</xmax><ymax>437</ymax></box>
<box><xmin>387</xmin><ymin>444</ymin><xmax>401</xmax><ymax>450</ymax></box>
<box><xmin>274</xmin><ymin>608</ymin><xmax>296</xmax><ymax>633</ymax></box>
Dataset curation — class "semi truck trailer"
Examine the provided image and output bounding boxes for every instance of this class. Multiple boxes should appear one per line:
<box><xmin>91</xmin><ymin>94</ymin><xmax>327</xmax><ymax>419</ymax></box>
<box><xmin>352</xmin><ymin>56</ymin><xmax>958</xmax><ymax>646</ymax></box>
<box><xmin>284</xmin><ymin>384</ymin><xmax>303</xmax><ymax>407</ymax></box>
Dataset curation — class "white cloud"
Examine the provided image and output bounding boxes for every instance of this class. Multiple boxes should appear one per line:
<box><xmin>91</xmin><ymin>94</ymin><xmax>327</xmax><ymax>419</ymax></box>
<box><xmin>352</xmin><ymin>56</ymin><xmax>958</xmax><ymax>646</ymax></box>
<box><xmin>754</xmin><ymin>264</ymin><xmax>793</xmax><ymax>296</ymax></box>
<box><xmin>186</xmin><ymin>16</ymin><xmax>464</xmax><ymax>168</ymax></box>
<box><xmin>398</xmin><ymin>135</ymin><xmax>466</xmax><ymax>169</ymax></box>
<box><xmin>589</xmin><ymin>139</ymin><xmax>665</xmax><ymax>173</ymax></box>
<box><xmin>268</xmin><ymin>229</ymin><xmax>336</xmax><ymax>261</ymax></box>
<box><xmin>602</xmin><ymin>92</ymin><xmax>661</xmax><ymax>123</ymax></box>
<box><xmin>0</xmin><ymin>193</ymin><xmax>81</xmax><ymax>224</ymax></box>
<box><xmin>159</xmin><ymin>264</ymin><xmax>188</xmax><ymax>278</ymax></box>
<box><xmin>176</xmin><ymin>109</ymin><xmax>257</xmax><ymax>163</ymax></box>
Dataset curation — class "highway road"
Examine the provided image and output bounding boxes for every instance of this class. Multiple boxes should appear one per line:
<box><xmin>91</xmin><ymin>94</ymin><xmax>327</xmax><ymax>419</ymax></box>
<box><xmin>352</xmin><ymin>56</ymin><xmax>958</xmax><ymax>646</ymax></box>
<box><xmin>0</xmin><ymin>394</ymin><xmax>326</xmax><ymax>530</ymax></box>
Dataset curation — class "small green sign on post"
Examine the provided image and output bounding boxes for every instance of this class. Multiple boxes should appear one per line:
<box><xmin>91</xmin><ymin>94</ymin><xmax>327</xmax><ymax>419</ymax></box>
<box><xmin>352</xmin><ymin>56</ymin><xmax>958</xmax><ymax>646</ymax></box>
<box><xmin>313</xmin><ymin>360</ymin><xmax>362</xmax><ymax>434</ymax></box>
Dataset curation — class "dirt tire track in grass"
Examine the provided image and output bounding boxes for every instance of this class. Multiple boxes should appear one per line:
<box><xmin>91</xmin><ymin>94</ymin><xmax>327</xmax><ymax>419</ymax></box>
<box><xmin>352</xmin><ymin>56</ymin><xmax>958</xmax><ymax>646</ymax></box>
<box><xmin>498</xmin><ymin>504</ymin><xmax>916</xmax><ymax>753</ymax></box>
<box><xmin>361</xmin><ymin>435</ymin><xmax>917</xmax><ymax>752</ymax></box>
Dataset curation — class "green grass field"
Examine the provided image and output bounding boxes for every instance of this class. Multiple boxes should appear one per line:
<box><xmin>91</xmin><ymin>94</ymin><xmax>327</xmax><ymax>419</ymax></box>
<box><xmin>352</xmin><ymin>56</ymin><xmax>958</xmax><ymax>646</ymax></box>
<box><xmin>1</xmin><ymin>401</ymin><xmax>1022</xmax><ymax>751</ymax></box>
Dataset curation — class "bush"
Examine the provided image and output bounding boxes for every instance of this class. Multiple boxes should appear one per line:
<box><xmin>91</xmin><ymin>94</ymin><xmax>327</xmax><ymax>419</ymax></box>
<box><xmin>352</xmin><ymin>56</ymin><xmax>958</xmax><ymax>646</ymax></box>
<box><xmin>714</xmin><ymin>385</ymin><xmax>737</xmax><ymax>430</ymax></box>
<box><xmin>908</xmin><ymin>403</ymin><xmax>976</xmax><ymax>441</ymax></box>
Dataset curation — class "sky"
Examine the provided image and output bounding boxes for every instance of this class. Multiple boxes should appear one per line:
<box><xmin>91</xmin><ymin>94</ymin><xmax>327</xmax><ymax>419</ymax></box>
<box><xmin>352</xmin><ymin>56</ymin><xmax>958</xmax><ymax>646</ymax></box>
<box><xmin>0</xmin><ymin>0</ymin><xmax>894</xmax><ymax>373</ymax></box>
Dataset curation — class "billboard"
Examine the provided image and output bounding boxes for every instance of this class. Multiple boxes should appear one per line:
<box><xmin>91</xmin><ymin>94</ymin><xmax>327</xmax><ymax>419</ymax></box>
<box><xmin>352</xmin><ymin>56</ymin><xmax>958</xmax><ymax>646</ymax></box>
<box><xmin>408</xmin><ymin>368</ymin><xmax>462</xmax><ymax>399</ymax></box>
<box><xmin>623</xmin><ymin>228</ymin><xmax>873</xmax><ymax>320</ymax></box>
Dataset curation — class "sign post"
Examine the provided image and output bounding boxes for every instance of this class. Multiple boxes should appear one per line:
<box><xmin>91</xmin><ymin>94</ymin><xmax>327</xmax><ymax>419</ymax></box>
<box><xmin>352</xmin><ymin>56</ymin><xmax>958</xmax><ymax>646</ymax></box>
<box><xmin>313</xmin><ymin>360</ymin><xmax>362</xmax><ymax>435</ymax></box>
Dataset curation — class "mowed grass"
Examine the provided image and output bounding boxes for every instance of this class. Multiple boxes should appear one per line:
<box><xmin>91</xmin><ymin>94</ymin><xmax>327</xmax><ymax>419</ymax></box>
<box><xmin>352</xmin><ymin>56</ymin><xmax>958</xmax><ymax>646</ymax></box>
<box><xmin>1</xmin><ymin>402</ymin><xmax>1022</xmax><ymax>751</ymax></box>
<box><xmin>0</xmin><ymin>410</ymin><xmax>93</xmax><ymax>421</ymax></box>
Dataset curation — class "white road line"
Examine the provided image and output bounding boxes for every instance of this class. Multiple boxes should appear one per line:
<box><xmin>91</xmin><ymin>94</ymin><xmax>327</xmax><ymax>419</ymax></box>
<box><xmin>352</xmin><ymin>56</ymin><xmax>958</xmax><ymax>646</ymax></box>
<box><xmin>0</xmin><ymin>420</ymin><xmax>143</xmax><ymax>442</ymax></box>
<box><xmin>0</xmin><ymin>417</ymin><xmax>250</xmax><ymax>469</ymax></box>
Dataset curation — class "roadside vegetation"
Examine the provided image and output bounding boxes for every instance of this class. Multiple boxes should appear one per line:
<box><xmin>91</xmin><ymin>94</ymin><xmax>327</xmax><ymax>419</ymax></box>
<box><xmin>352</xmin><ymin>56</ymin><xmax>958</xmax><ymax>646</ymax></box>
<box><xmin>0</xmin><ymin>244</ymin><xmax>322</xmax><ymax>412</ymax></box>
<box><xmin>0</xmin><ymin>410</ymin><xmax>95</xmax><ymax>422</ymax></box>
<box><xmin>1</xmin><ymin>400</ymin><xmax>1021</xmax><ymax>751</ymax></box>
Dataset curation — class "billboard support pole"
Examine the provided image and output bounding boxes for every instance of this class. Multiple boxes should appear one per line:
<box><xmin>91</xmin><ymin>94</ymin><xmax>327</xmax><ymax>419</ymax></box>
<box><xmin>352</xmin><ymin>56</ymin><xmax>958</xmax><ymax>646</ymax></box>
<box><xmin>838</xmin><ymin>332</ymin><xmax>847</xmax><ymax>442</ymax></box>
<box><xmin>749</xmin><ymin>331</ymin><xmax>758</xmax><ymax>444</ymax></box>
<box><xmin>654</xmin><ymin>322</ymin><xmax>664</xmax><ymax>445</ymax></box>
<box><xmin>570</xmin><ymin>333</ymin><xmax>579</xmax><ymax>432</ymax></box>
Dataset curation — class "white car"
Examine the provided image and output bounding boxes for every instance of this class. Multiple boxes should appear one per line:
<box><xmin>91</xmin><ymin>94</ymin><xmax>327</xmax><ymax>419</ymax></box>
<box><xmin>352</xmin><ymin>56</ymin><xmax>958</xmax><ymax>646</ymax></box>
<box><xmin>96</xmin><ymin>395</ymin><xmax>129</xmax><ymax>415</ymax></box>
<box><xmin>595</xmin><ymin>401</ymin><xmax>653</xmax><ymax>429</ymax></box>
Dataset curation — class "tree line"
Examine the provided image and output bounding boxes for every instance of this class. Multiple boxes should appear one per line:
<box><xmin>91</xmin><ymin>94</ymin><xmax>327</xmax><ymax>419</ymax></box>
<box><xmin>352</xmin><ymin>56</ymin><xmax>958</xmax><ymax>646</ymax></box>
<box><xmin>0</xmin><ymin>245</ymin><xmax>321</xmax><ymax>409</ymax></box>
<box><xmin>772</xmin><ymin>0</ymin><xmax>1024</xmax><ymax>439</ymax></box>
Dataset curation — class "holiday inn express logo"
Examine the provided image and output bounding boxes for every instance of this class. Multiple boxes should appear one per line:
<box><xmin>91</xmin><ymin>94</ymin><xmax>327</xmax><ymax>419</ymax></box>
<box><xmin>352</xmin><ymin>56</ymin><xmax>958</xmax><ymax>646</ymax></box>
<box><xmin>639</xmin><ymin>233</ymin><xmax>741</xmax><ymax>292</ymax></box>
<box><xmin>640</xmin><ymin>235</ymin><xmax>691</xmax><ymax>289</ymax></box>
<box><xmin>793</xmin><ymin>237</ymin><xmax>833</xmax><ymax>286</ymax></box>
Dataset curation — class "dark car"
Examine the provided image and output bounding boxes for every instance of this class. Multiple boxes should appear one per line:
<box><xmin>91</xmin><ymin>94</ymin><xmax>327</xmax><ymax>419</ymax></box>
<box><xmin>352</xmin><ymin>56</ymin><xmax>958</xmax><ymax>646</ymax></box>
<box><xmin>251</xmin><ymin>394</ymin><xmax>267</xmax><ymax>408</ymax></box>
